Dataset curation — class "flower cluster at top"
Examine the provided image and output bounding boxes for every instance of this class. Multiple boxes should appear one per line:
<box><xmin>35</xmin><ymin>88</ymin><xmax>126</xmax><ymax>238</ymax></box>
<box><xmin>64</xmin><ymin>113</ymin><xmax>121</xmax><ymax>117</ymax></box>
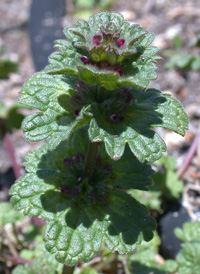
<box><xmin>46</xmin><ymin>12</ymin><xmax>160</xmax><ymax>90</ymax></box>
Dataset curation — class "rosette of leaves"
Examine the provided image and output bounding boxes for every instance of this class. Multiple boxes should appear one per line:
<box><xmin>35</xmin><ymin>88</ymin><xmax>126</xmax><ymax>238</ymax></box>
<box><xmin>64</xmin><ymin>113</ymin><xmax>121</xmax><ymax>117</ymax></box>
<box><xmin>10</xmin><ymin>127</ymin><xmax>156</xmax><ymax>265</ymax></box>
<box><xmin>46</xmin><ymin>12</ymin><xmax>161</xmax><ymax>90</ymax></box>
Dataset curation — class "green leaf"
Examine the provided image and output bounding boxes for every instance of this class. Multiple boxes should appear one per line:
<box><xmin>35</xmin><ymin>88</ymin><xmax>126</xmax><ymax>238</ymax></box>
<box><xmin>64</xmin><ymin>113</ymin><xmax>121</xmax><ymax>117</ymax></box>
<box><xmin>12</xmin><ymin>265</ymin><xmax>33</xmax><ymax>274</ymax></box>
<box><xmin>174</xmin><ymin>222</ymin><xmax>200</xmax><ymax>242</ymax></box>
<box><xmin>79</xmin><ymin>267</ymin><xmax>98</xmax><ymax>274</ymax></box>
<box><xmin>75</xmin><ymin>0</ymin><xmax>96</xmax><ymax>9</ymax></box>
<box><xmin>136</xmin><ymin>231</ymin><xmax>161</xmax><ymax>253</ymax></box>
<box><xmin>46</xmin><ymin>12</ymin><xmax>160</xmax><ymax>90</ymax></box>
<box><xmin>160</xmin><ymin>260</ymin><xmax>178</xmax><ymax>272</ymax></box>
<box><xmin>191</xmin><ymin>56</ymin><xmax>200</xmax><ymax>71</ymax></box>
<box><xmin>0</xmin><ymin>102</ymin><xmax>7</xmax><ymax>118</ymax></box>
<box><xmin>128</xmin><ymin>249</ymin><xmax>167</xmax><ymax>274</ymax></box>
<box><xmin>88</xmin><ymin>88</ymin><xmax>188</xmax><ymax>162</ymax></box>
<box><xmin>165</xmin><ymin>53</ymin><xmax>194</xmax><ymax>70</ymax></box>
<box><xmin>10</xmin><ymin>128</ymin><xmax>156</xmax><ymax>265</ymax></box>
<box><xmin>45</xmin><ymin>40</ymin><xmax>81</xmax><ymax>76</ymax></box>
<box><xmin>89</xmin><ymin>108</ymin><xmax>166</xmax><ymax>163</ymax></box>
<box><xmin>20</xmin><ymin>235</ymin><xmax>45</xmax><ymax>259</ymax></box>
<box><xmin>6</xmin><ymin>104</ymin><xmax>25</xmax><ymax>132</ymax></box>
<box><xmin>130</xmin><ymin>155</ymin><xmax>184</xmax><ymax>211</ymax></box>
<box><xmin>0</xmin><ymin>57</ymin><xmax>18</xmax><ymax>79</ymax></box>
<box><xmin>127</xmin><ymin>239</ymin><xmax>177</xmax><ymax>274</ymax></box>
<box><xmin>153</xmin><ymin>155</ymin><xmax>184</xmax><ymax>200</ymax></box>
<box><xmin>176</xmin><ymin>242</ymin><xmax>200</xmax><ymax>274</ymax></box>
<box><xmin>18</xmin><ymin>71</ymin><xmax>92</xmax><ymax>150</ymax></box>
<box><xmin>173</xmin><ymin>222</ymin><xmax>200</xmax><ymax>273</ymax></box>
<box><xmin>0</xmin><ymin>103</ymin><xmax>26</xmax><ymax>137</ymax></box>
<box><xmin>12</xmin><ymin>250</ymin><xmax>63</xmax><ymax>274</ymax></box>
<box><xmin>129</xmin><ymin>88</ymin><xmax>188</xmax><ymax>136</ymax></box>
<box><xmin>0</xmin><ymin>202</ymin><xmax>24</xmax><ymax>225</ymax></box>
<box><xmin>127</xmin><ymin>229</ymin><xmax>178</xmax><ymax>274</ymax></box>
<box><xmin>111</xmin><ymin>147</ymin><xmax>154</xmax><ymax>190</ymax></box>
<box><xmin>190</xmin><ymin>34</ymin><xmax>200</xmax><ymax>48</ymax></box>
<box><xmin>129</xmin><ymin>189</ymin><xmax>161</xmax><ymax>211</ymax></box>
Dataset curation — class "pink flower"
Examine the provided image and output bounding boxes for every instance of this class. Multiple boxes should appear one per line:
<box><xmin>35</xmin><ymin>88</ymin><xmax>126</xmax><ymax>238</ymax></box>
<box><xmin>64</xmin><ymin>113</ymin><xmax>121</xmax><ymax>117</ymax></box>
<box><xmin>80</xmin><ymin>56</ymin><xmax>90</xmax><ymax>64</ymax></box>
<box><xmin>116</xmin><ymin>39</ymin><xmax>125</xmax><ymax>48</ymax></box>
<box><xmin>93</xmin><ymin>36</ymin><xmax>100</xmax><ymax>45</ymax></box>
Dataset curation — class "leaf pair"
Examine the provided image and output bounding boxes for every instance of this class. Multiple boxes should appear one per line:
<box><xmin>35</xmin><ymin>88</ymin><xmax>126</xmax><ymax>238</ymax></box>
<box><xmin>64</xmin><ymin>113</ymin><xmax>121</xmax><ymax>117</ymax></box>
<box><xmin>19</xmin><ymin>72</ymin><xmax>188</xmax><ymax>163</ymax></box>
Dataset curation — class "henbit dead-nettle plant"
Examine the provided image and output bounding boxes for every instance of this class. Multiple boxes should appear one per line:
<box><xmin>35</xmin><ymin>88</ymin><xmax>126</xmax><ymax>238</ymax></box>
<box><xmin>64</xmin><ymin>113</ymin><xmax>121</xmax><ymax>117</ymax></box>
<box><xmin>10</xmin><ymin>12</ymin><xmax>188</xmax><ymax>266</ymax></box>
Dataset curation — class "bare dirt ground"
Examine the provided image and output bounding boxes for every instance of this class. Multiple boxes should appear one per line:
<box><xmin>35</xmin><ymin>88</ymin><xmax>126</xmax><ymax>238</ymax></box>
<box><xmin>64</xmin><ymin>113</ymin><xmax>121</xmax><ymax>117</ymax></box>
<box><xmin>0</xmin><ymin>0</ymin><xmax>200</xmax><ymax>219</ymax></box>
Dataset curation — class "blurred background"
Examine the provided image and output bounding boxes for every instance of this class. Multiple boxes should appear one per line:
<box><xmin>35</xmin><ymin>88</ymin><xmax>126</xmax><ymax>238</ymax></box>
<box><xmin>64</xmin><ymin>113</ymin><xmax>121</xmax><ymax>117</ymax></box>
<box><xmin>0</xmin><ymin>0</ymin><xmax>200</xmax><ymax>273</ymax></box>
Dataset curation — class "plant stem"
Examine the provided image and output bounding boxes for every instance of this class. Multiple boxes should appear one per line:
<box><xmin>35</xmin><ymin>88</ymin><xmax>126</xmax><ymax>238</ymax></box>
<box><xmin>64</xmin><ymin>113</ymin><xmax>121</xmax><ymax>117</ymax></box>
<box><xmin>83</xmin><ymin>141</ymin><xmax>99</xmax><ymax>180</ymax></box>
<box><xmin>1</xmin><ymin>253</ymin><xmax>33</xmax><ymax>266</ymax></box>
<box><xmin>95</xmin><ymin>253</ymin><xmax>117</xmax><ymax>272</ymax></box>
<box><xmin>62</xmin><ymin>265</ymin><xmax>75</xmax><ymax>274</ymax></box>
<box><xmin>122</xmin><ymin>255</ymin><xmax>131</xmax><ymax>274</ymax></box>
<box><xmin>3</xmin><ymin>133</ymin><xmax>22</xmax><ymax>179</ymax></box>
<box><xmin>177</xmin><ymin>132</ymin><xmax>200</xmax><ymax>178</ymax></box>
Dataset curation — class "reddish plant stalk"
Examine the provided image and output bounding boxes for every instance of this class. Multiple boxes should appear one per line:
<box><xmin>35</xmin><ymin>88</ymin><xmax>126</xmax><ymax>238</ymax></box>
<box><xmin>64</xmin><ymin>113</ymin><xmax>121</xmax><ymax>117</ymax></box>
<box><xmin>3</xmin><ymin>133</ymin><xmax>22</xmax><ymax>179</ymax></box>
<box><xmin>177</xmin><ymin>133</ymin><xmax>200</xmax><ymax>178</ymax></box>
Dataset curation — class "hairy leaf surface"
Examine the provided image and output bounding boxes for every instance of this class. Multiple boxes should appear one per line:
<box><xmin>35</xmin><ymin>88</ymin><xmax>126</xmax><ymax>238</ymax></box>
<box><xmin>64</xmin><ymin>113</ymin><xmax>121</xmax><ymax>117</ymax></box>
<box><xmin>46</xmin><ymin>12</ymin><xmax>160</xmax><ymax>90</ymax></box>
<box><xmin>18</xmin><ymin>72</ymin><xmax>92</xmax><ymax>150</ymax></box>
<box><xmin>88</xmin><ymin>88</ymin><xmax>188</xmax><ymax>162</ymax></box>
<box><xmin>10</xmin><ymin>128</ymin><xmax>155</xmax><ymax>265</ymax></box>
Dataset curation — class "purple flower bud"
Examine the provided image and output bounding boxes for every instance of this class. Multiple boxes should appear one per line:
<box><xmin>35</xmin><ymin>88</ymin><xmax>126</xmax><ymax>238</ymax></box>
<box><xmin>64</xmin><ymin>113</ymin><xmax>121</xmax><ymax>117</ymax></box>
<box><xmin>93</xmin><ymin>35</ymin><xmax>100</xmax><ymax>45</ymax></box>
<box><xmin>63</xmin><ymin>158</ymin><xmax>74</xmax><ymax>166</ymax></box>
<box><xmin>80</xmin><ymin>56</ymin><xmax>90</xmax><ymax>65</ymax></box>
<box><xmin>75</xmin><ymin>152</ymin><xmax>85</xmax><ymax>163</ymax></box>
<box><xmin>110</xmin><ymin>114</ymin><xmax>124</xmax><ymax>122</ymax></box>
<box><xmin>60</xmin><ymin>185</ymin><xmax>69</xmax><ymax>194</ymax></box>
<box><xmin>74</xmin><ymin>108</ymin><xmax>81</xmax><ymax>117</ymax></box>
<box><xmin>110</xmin><ymin>114</ymin><xmax>119</xmax><ymax>121</ymax></box>
<box><xmin>113</xmin><ymin>67</ymin><xmax>123</xmax><ymax>76</ymax></box>
<box><xmin>116</xmin><ymin>39</ymin><xmax>125</xmax><ymax>48</ymax></box>
<box><xmin>76</xmin><ymin>81</ymin><xmax>84</xmax><ymax>90</ymax></box>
